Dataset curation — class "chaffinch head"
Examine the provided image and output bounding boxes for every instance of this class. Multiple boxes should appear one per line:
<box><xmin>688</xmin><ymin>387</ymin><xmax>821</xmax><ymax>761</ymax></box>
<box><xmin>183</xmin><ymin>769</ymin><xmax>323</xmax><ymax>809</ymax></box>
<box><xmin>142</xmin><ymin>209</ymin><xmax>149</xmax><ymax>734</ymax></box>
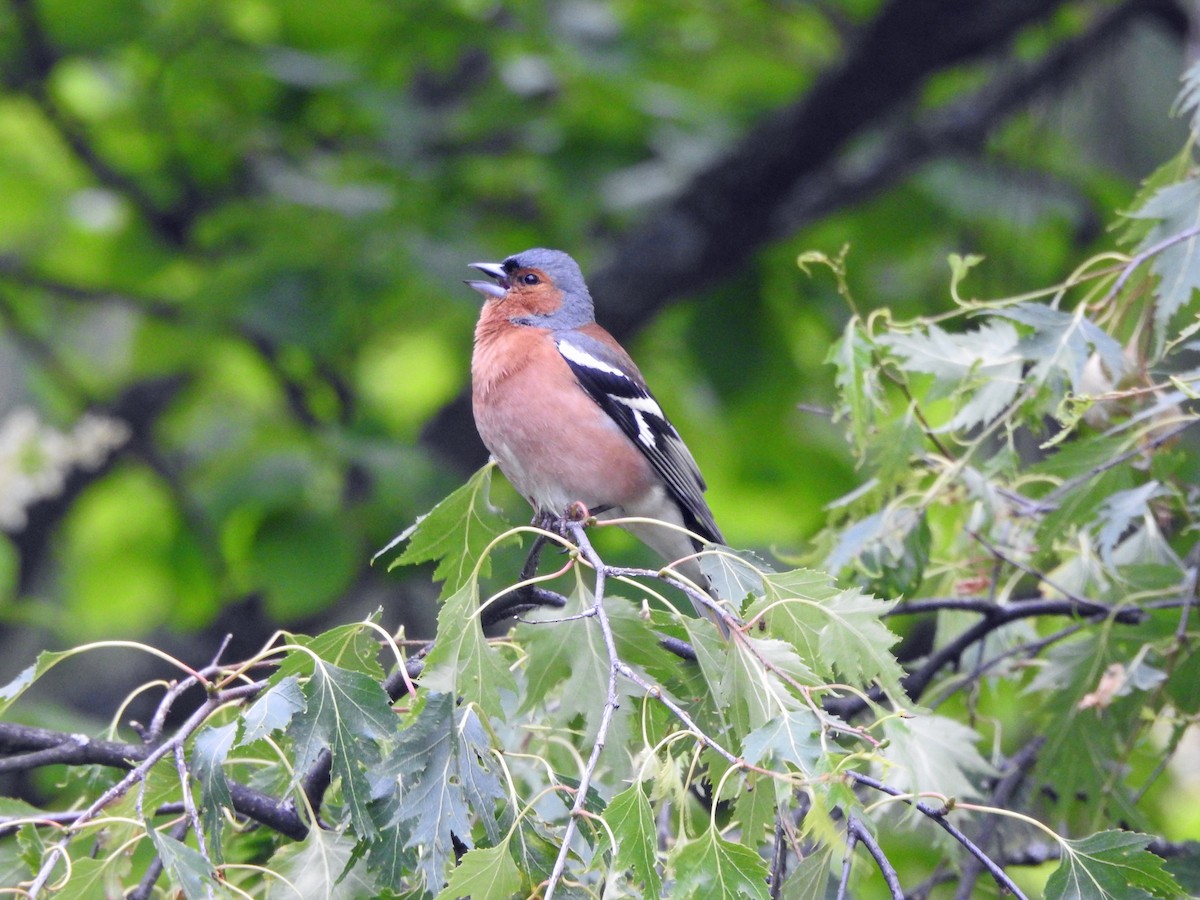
<box><xmin>466</xmin><ymin>248</ymin><xmax>727</xmax><ymax>631</ymax></box>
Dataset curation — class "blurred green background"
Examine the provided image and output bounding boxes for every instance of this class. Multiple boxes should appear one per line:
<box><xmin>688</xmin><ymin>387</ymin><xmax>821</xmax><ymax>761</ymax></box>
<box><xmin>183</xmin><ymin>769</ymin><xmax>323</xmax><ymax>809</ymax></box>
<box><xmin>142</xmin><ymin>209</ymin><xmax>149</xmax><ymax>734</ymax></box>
<box><xmin>0</xmin><ymin>0</ymin><xmax>1190</xmax><ymax>712</ymax></box>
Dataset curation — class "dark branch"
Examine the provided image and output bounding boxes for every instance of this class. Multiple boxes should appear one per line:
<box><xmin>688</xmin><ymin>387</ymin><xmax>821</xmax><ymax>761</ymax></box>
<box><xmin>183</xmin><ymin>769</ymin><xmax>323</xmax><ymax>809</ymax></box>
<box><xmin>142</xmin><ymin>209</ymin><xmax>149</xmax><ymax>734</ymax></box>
<box><xmin>0</xmin><ymin>717</ymin><xmax>310</xmax><ymax>842</ymax></box>
<box><xmin>847</xmin><ymin>772</ymin><xmax>1028</xmax><ymax>899</ymax></box>
<box><xmin>955</xmin><ymin>736</ymin><xmax>1045</xmax><ymax>900</ymax></box>
<box><xmin>847</xmin><ymin>816</ymin><xmax>904</xmax><ymax>899</ymax></box>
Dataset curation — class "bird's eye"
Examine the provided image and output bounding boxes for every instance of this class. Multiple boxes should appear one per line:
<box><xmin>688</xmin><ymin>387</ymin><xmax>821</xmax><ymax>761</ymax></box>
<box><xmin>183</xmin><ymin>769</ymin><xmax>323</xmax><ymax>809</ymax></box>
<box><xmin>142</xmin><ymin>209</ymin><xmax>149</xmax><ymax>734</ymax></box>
<box><xmin>521</xmin><ymin>273</ymin><xmax>540</xmax><ymax>285</ymax></box>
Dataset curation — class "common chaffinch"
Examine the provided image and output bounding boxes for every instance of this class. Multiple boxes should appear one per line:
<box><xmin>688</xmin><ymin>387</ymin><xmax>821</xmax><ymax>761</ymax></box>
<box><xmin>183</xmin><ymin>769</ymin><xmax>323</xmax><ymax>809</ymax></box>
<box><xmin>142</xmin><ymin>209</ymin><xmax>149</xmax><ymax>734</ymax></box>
<box><xmin>466</xmin><ymin>248</ymin><xmax>728</xmax><ymax>631</ymax></box>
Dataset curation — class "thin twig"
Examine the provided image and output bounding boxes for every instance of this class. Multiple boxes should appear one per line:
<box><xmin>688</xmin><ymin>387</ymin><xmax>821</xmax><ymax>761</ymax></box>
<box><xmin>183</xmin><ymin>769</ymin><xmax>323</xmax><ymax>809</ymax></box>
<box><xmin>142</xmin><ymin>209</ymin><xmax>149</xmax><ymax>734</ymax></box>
<box><xmin>954</xmin><ymin>736</ymin><xmax>1044</xmax><ymax>899</ymax></box>
<box><xmin>836</xmin><ymin>821</ymin><xmax>858</xmax><ymax>900</ymax></box>
<box><xmin>173</xmin><ymin>743</ymin><xmax>211</xmax><ymax>865</ymax></box>
<box><xmin>769</xmin><ymin>814</ymin><xmax>788</xmax><ymax>900</ymax></box>
<box><xmin>543</xmin><ymin>517</ymin><xmax>624</xmax><ymax>900</ymax></box>
<box><xmin>1098</xmin><ymin>222</ymin><xmax>1200</xmax><ymax>308</ymax></box>
<box><xmin>848</xmin><ymin>816</ymin><xmax>903</xmax><ymax>898</ymax></box>
<box><xmin>1033</xmin><ymin>418</ymin><xmax>1199</xmax><ymax>513</ymax></box>
<box><xmin>847</xmin><ymin>772</ymin><xmax>1028</xmax><ymax>899</ymax></box>
<box><xmin>146</xmin><ymin>647</ymin><xmax>231</xmax><ymax>744</ymax></box>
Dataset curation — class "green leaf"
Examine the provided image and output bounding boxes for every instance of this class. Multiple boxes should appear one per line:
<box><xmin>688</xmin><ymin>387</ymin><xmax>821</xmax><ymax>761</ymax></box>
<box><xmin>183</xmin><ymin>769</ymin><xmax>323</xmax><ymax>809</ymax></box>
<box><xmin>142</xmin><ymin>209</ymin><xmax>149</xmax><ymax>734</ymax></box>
<box><xmin>266</xmin><ymin>828</ymin><xmax>378</xmax><ymax>900</ymax></box>
<box><xmin>1045</xmin><ymin>831</ymin><xmax>1184</xmax><ymax>900</ymax></box>
<box><xmin>434</xmin><ymin>839</ymin><xmax>523</xmax><ymax>900</ymax></box>
<box><xmin>1094</xmin><ymin>482</ymin><xmax>1167</xmax><ymax>563</ymax></box>
<box><xmin>741</xmin><ymin>710</ymin><xmax>823</xmax><ymax>775</ymax></box>
<box><xmin>239</xmin><ymin>675</ymin><xmax>305</xmax><ymax>746</ymax></box>
<box><xmin>603</xmin><ymin>784</ymin><xmax>661</xmax><ymax>898</ymax></box>
<box><xmin>781</xmin><ymin>843</ymin><xmax>835</xmax><ymax>900</ymax></box>
<box><xmin>370</xmin><ymin>692</ymin><xmax>506</xmax><ymax>891</ymax></box>
<box><xmin>688</xmin><ymin>620</ymin><xmax>780</xmax><ymax>735</ymax></box>
<box><xmin>878</xmin><ymin>714</ymin><xmax>995</xmax><ymax>801</ymax></box>
<box><xmin>672</xmin><ymin>826</ymin><xmax>771</xmax><ymax>899</ymax></box>
<box><xmin>52</xmin><ymin>855</ymin><xmax>131</xmax><ymax>900</ymax></box>
<box><xmin>0</xmin><ymin>648</ymin><xmax>76</xmax><ymax>716</ymax></box>
<box><xmin>387</xmin><ymin>462</ymin><xmax>512</xmax><ymax>592</ymax></box>
<box><xmin>826</xmin><ymin>316</ymin><xmax>879</xmax><ymax>453</ymax></box>
<box><xmin>515</xmin><ymin>578</ymin><xmax>629</xmax><ymax>747</ymax></box>
<box><xmin>287</xmin><ymin>661</ymin><xmax>397</xmax><ymax>840</ymax></box>
<box><xmin>879</xmin><ymin>319</ymin><xmax>1023</xmax><ymax>430</ymax></box>
<box><xmin>276</xmin><ymin>617</ymin><xmax>387</xmax><ymax>680</ymax></box>
<box><xmin>748</xmin><ymin>569</ymin><xmax>903</xmax><ymax>697</ymax></box>
<box><xmin>700</xmin><ymin>546</ymin><xmax>770</xmax><ymax>614</ymax></box>
<box><xmin>421</xmin><ymin>573</ymin><xmax>515</xmax><ymax>711</ymax></box>
<box><xmin>1126</xmin><ymin>176</ymin><xmax>1200</xmax><ymax>354</ymax></box>
<box><xmin>732</xmin><ymin>772</ymin><xmax>782</xmax><ymax>852</ymax></box>
<box><xmin>995</xmin><ymin>303</ymin><xmax>1127</xmax><ymax>395</ymax></box>
<box><xmin>146</xmin><ymin>828</ymin><xmax>224</xmax><ymax>900</ymax></box>
<box><xmin>192</xmin><ymin>721</ymin><xmax>237</xmax><ymax>860</ymax></box>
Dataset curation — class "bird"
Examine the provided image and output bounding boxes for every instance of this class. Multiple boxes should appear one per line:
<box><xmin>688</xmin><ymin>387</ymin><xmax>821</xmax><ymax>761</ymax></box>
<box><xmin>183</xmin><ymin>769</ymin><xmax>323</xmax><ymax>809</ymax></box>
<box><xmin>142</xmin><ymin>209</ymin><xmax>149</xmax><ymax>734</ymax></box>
<box><xmin>465</xmin><ymin>247</ymin><xmax>729</xmax><ymax>633</ymax></box>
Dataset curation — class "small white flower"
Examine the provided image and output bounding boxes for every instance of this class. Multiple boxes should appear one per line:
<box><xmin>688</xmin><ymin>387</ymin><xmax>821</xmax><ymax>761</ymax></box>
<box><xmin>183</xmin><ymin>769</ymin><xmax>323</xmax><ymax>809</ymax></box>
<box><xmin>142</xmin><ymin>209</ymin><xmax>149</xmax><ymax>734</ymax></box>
<box><xmin>0</xmin><ymin>408</ymin><xmax>131</xmax><ymax>530</ymax></box>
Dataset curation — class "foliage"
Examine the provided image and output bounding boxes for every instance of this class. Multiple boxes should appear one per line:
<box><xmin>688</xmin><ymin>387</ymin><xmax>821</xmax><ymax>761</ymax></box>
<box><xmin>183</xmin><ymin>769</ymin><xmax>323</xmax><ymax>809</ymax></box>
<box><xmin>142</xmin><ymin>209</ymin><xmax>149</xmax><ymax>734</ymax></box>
<box><xmin>3</xmin><ymin>2</ymin><xmax>1200</xmax><ymax>898</ymax></box>
<box><xmin>3</xmin><ymin>86</ymin><xmax>1200</xmax><ymax>893</ymax></box>
<box><xmin>0</xmin><ymin>0</ymin><xmax>1187</xmax><ymax>652</ymax></box>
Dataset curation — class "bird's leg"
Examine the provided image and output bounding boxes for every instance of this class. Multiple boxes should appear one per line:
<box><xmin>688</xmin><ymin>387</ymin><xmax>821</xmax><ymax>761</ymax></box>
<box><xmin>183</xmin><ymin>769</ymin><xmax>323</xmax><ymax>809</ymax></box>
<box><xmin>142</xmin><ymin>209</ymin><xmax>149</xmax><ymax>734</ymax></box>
<box><xmin>486</xmin><ymin>510</ymin><xmax>569</xmax><ymax>624</ymax></box>
<box><xmin>519</xmin><ymin>510</ymin><xmax>556</xmax><ymax>582</ymax></box>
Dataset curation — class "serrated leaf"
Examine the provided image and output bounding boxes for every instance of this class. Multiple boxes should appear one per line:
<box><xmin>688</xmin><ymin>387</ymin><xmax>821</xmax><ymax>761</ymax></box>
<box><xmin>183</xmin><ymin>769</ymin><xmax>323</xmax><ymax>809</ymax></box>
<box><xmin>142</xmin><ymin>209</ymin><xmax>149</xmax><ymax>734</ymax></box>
<box><xmin>1176</xmin><ymin>58</ymin><xmax>1200</xmax><ymax>137</ymax></box>
<box><xmin>603</xmin><ymin>784</ymin><xmax>661</xmax><ymax>898</ymax></box>
<box><xmin>146</xmin><ymin>828</ymin><xmax>224</xmax><ymax>900</ymax></box>
<box><xmin>370</xmin><ymin>692</ymin><xmax>505</xmax><ymax>891</ymax></box>
<box><xmin>782</xmin><ymin>844</ymin><xmax>835</xmax><ymax>900</ymax></box>
<box><xmin>276</xmin><ymin>617</ymin><xmax>387</xmax><ymax>681</ymax></box>
<box><xmin>288</xmin><ymin>661</ymin><xmax>396</xmax><ymax>840</ymax></box>
<box><xmin>434</xmin><ymin>839</ymin><xmax>523</xmax><ymax>900</ymax></box>
<box><xmin>687</xmin><ymin>620</ymin><xmax>780</xmax><ymax>735</ymax></box>
<box><xmin>878</xmin><ymin>714</ymin><xmax>995</xmax><ymax>801</ymax></box>
<box><xmin>421</xmin><ymin>574</ymin><xmax>515</xmax><ymax>711</ymax></box>
<box><xmin>509</xmin><ymin>817</ymin><xmax>567</xmax><ymax>893</ymax></box>
<box><xmin>748</xmin><ymin>570</ymin><xmax>903</xmax><ymax>697</ymax></box>
<box><xmin>879</xmin><ymin>320</ymin><xmax>1023</xmax><ymax>430</ymax></box>
<box><xmin>266</xmin><ymin>828</ymin><xmax>377</xmax><ymax>900</ymax></box>
<box><xmin>1127</xmin><ymin>177</ymin><xmax>1200</xmax><ymax>355</ymax></box>
<box><xmin>826</xmin><ymin>316</ymin><xmax>879</xmax><ymax>453</ymax></box>
<box><xmin>1094</xmin><ymin>481</ymin><xmax>1167</xmax><ymax>563</ymax></box>
<box><xmin>994</xmin><ymin>303</ymin><xmax>1127</xmax><ymax>395</ymax></box>
<box><xmin>52</xmin><ymin>855</ymin><xmax>132</xmax><ymax>900</ymax></box>
<box><xmin>239</xmin><ymin>675</ymin><xmax>305</xmax><ymax>746</ymax></box>
<box><xmin>0</xmin><ymin>828</ymin><xmax>32</xmax><ymax>892</ymax></box>
<box><xmin>1045</xmin><ymin>831</ymin><xmax>1184</xmax><ymax>899</ymax></box>
<box><xmin>672</xmin><ymin>826</ymin><xmax>771</xmax><ymax>899</ymax></box>
<box><xmin>732</xmin><ymin>772</ymin><xmax>781</xmax><ymax>852</ymax></box>
<box><xmin>700</xmin><ymin>547</ymin><xmax>770</xmax><ymax>614</ymax></box>
<box><xmin>391</xmin><ymin>462</ymin><xmax>512</xmax><ymax>592</ymax></box>
<box><xmin>192</xmin><ymin>722</ymin><xmax>236</xmax><ymax>861</ymax></box>
<box><xmin>742</xmin><ymin>710</ymin><xmax>823</xmax><ymax>775</ymax></box>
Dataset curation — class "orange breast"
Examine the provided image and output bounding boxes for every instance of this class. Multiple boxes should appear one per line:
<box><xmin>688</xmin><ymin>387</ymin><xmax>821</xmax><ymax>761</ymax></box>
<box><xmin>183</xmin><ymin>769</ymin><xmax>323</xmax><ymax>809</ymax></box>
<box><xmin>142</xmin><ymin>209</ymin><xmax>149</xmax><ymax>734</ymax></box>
<box><xmin>471</xmin><ymin>313</ymin><xmax>658</xmax><ymax>514</ymax></box>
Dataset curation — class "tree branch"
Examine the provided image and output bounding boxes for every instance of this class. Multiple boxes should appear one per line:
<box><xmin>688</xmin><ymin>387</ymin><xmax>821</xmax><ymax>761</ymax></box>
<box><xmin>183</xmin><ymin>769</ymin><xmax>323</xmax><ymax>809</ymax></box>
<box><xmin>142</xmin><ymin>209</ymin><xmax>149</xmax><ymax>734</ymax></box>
<box><xmin>847</xmin><ymin>816</ymin><xmax>904</xmax><ymax>899</ymax></box>
<box><xmin>954</xmin><ymin>736</ymin><xmax>1045</xmax><ymax>900</ymax></box>
<box><xmin>847</xmin><ymin>772</ymin><xmax>1028</xmax><ymax>900</ymax></box>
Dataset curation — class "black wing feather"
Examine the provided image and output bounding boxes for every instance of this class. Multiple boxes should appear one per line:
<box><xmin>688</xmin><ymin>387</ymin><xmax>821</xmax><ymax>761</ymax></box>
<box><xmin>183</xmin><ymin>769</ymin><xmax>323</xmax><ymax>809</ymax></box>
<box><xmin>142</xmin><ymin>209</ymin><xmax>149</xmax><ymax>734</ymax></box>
<box><xmin>557</xmin><ymin>340</ymin><xmax>723</xmax><ymax>544</ymax></box>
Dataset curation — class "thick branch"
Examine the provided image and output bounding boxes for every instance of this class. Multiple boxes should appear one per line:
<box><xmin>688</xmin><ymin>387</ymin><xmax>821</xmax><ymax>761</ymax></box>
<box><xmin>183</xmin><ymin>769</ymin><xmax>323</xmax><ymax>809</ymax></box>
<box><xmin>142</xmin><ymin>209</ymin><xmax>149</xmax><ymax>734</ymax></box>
<box><xmin>0</xmin><ymin>717</ymin><xmax>309</xmax><ymax>843</ymax></box>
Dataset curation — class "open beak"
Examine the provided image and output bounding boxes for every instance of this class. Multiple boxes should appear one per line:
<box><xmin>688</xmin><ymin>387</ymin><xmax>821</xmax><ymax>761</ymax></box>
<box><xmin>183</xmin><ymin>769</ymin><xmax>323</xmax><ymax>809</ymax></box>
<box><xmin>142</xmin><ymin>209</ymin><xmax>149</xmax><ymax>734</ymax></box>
<box><xmin>465</xmin><ymin>261</ymin><xmax>509</xmax><ymax>300</ymax></box>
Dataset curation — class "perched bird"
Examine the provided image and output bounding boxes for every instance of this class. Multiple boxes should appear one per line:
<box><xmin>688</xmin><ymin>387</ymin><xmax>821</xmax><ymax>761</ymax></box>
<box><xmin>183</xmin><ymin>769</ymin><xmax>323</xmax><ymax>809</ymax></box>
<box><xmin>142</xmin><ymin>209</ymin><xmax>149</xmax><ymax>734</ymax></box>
<box><xmin>466</xmin><ymin>248</ymin><xmax>728</xmax><ymax>631</ymax></box>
